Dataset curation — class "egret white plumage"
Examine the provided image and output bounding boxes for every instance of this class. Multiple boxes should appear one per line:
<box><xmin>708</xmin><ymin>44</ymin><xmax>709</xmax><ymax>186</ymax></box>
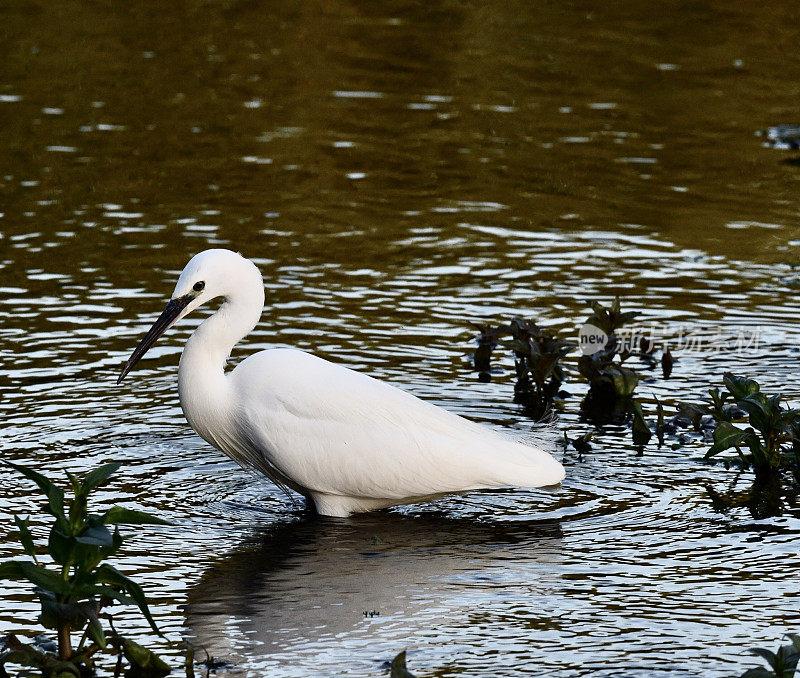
<box><xmin>118</xmin><ymin>249</ymin><xmax>565</xmax><ymax>517</ymax></box>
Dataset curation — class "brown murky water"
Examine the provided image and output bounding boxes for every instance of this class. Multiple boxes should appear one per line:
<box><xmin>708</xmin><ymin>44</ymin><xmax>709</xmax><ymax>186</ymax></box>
<box><xmin>2</xmin><ymin>1</ymin><xmax>800</xmax><ymax>676</ymax></box>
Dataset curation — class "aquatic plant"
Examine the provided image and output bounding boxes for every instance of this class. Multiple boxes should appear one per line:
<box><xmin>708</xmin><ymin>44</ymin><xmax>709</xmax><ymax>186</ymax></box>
<box><xmin>503</xmin><ymin>318</ymin><xmax>574</xmax><ymax>418</ymax></box>
<box><xmin>471</xmin><ymin>318</ymin><xmax>574</xmax><ymax>418</ymax></box>
<box><xmin>584</xmin><ymin>298</ymin><xmax>641</xmax><ymax>340</ymax></box>
<box><xmin>705</xmin><ymin>373</ymin><xmax>800</xmax><ymax>475</ymax></box>
<box><xmin>691</xmin><ymin>374</ymin><xmax>800</xmax><ymax>518</ymax></box>
<box><xmin>562</xmin><ymin>431</ymin><xmax>594</xmax><ymax>462</ymax></box>
<box><xmin>577</xmin><ymin>298</ymin><xmax>641</xmax><ymax>406</ymax></box>
<box><xmin>739</xmin><ymin>633</ymin><xmax>800</xmax><ymax>678</ymax></box>
<box><xmin>576</xmin><ymin>299</ymin><xmax>657</xmax><ymax>453</ymax></box>
<box><xmin>0</xmin><ymin>461</ymin><xmax>171</xmax><ymax>678</ymax></box>
<box><xmin>470</xmin><ymin>322</ymin><xmax>509</xmax><ymax>382</ymax></box>
<box><xmin>629</xmin><ymin>400</ymin><xmax>652</xmax><ymax>455</ymax></box>
<box><xmin>470</xmin><ymin>300</ymin><xmax>672</xmax><ymax>451</ymax></box>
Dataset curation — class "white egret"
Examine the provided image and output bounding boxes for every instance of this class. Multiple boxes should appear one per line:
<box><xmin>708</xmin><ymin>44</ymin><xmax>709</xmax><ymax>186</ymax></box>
<box><xmin>118</xmin><ymin>249</ymin><xmax>565</xmax><ymax>517</ymax></box>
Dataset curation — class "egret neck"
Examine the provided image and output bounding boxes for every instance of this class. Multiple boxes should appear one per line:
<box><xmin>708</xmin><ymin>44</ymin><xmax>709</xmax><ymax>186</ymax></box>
<box><xmin>177</xmin><ymin>266</ymin><xmax>264</xmax><ymax>451</ymax></box>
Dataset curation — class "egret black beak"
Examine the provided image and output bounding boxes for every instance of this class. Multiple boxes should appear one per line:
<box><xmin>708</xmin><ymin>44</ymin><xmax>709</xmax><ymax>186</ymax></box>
<box><xmin>117</xmin><ymin>294</ymin><xmax>193</xmax><ymax>384</ymax></box>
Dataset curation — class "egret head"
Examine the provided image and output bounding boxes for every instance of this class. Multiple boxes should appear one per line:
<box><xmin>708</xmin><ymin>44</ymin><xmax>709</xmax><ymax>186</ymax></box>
<box><xmin>117</xmin><ymin>249</ymin><xmax>263</xmax><ymax>384</ymax></box>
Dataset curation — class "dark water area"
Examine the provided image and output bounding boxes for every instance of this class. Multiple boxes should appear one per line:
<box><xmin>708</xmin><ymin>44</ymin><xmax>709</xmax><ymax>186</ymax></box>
<box><xmin>1</xmin><ymin>1</ymin><xmax>800</xmax><ymax>676</ymax></box>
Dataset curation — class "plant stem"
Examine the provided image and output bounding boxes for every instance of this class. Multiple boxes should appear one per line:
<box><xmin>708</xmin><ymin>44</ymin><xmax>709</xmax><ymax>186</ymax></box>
<box><xmin>58</xmin><ymin>623</ymin><xmax>73</xmax><ymax>661</ymax></box>
<box><xmin>76</xmin><ymin>624</ymin><xmax>90</xmax><ymax>652</ymax></box>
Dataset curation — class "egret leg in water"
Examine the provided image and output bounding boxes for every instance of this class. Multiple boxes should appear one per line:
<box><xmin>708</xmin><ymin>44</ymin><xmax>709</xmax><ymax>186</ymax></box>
<box><xmin>117</xmin><ymin>249</ymin><xmax>565</xmax><ymax>517</ymax></box>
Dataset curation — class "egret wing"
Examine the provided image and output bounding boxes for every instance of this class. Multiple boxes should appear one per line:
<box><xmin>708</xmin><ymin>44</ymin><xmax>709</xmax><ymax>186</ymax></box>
<box><xmin>231</xmin><ymin>349</ymin><xmax>563</xmax><ymax>500</ymax></box>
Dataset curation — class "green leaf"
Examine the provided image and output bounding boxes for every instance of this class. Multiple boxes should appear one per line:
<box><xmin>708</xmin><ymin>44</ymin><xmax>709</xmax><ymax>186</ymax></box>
<box><xmin>723</xmin><ymin>372</ymin><xmax>760</xmax><ymax>400</ymax></box>
<box><xmin>39</xmin><ymin>598</ymin><xmax>91</xmax><ymax>631</ymax></box>
<box><xmin>68</xmin><ymin>492</ymin><xmax>88</xmax><ymax>529</ymax></box>
<box><xmin>739</xmin><ymin>393</ymin><xmax>781</xmax><ymax>438</ymax></box>
<box><xmin>98</xmin><ymin>525</ymin><xmax>124</xmax><ymax>562</ymax></box>
<box><xmin>390</xmin><ymin>650</ymin><xmax>417</xmax><ymax>678</ymax></box>
<box><xmin>85</xmin><ymin>584</ymin><xmax>135</xmax><ymax>606</ymax></box>
<box><xmin>0</xmin><ymin>560</ymin><xmax>71</xmax><ymax>595</ymax></box>
<box><xmin>66</xmin><ymin>471</ymin><xmax>82</xmax><ymax>496</ymax></box>
<box><xmin>586</xmin><ymin>298</ymin><xmax>639</xmax><ymax>335</ymax></box>
<box><xmin>706</xmin><ymin>422</ymin><xmax>752</xmax><ymax>458</ymax></box>
<box><xmin>617</xmin><ymin>311</ymin><xmax>640</xmax><ymax>325</ymax></box>
<box><xmin>750</xmin><ymin>647</ymin><xmax>778</xmax><ymax>668</ymax></box>
<box><xmin>530</xmin><ymin>351</ymin><xmax>564</xmax><ymax>388</ymax></box>
<box><xmin>70</xmin><ymin>525</ymin><xmax>124</xmax><ymax>574</ymax></box>
<box><xmin>706</xmin><ymin>387</ymin><xmax>734</xmax><ymax>422</ymax></box>
<box><xmin>79</xmin><ymin>462</ymin><xmax>122</xmax><ymax>495</ymax></box>
<box><xmin>4</xmin><ymin>462</ymin><xmax>66</xmax><ymax>527</ymax></box>
<box><xmin>47</xmin><ymin>525</ymin><xmax>76</xmax><ymax>566</ymax></box>
<box><xmin>101</xmin><ymin>507</ymin><xmax>171</xmax><ymax>526</ymax></box>
<box><xmin>75</xmin><ymin>517</ymin><xmax>113</xmax><ymax>547</ymax></box>
<box><xmin>13</xmin><ymin>515</ymin><xmax>37</xmax><ymax>559</ymax></box>
<box><xmin>742</xmin><ymin>433</ymin><xmax>770</xmax><ymax>469</ymax></box>
<box><xmin>93</xmin><ymin>564</ymin><xmax>161</xmax><ymax>635</ymax></box>
<box><xmin>630</xmin><ymin>401</ymin><xmax>652</xmax><ymax>449</ymax></box>
<box><xmin>121</xmin><ymin>638</ymin><xmax>171</xmax><ymax>676</ymax></box>
<box><xmin>83</xmin><ymin>606</ymin><xmax>106</xmax><ymax>650</ymax></box>
<box><xmin>777</xmin><ymin>636</ymin><xmax>800</xmax><ymax>675</ymax></box>
<box><xmin>597</xmin><ymin>365</ymin><xmax>639</xmax><ymax>398</ymax></box>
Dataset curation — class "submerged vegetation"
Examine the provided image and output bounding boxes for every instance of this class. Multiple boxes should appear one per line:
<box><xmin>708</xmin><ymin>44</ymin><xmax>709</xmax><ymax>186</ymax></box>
<box><xmin>0</xmin><ymin>462</ymin><xmax>171</xmax><ymax>678</ymax></box>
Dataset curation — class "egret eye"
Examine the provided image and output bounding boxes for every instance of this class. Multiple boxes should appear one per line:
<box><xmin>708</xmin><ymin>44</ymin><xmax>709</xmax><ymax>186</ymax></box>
<box><xmin>193</xmin><ymin>281</ymin><xmax>205</xmax><ymax>292</ymax></box>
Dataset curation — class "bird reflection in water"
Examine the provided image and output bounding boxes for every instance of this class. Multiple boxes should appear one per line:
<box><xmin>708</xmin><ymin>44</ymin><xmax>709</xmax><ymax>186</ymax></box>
<box><xmin>184</xmin><ymin>511</ymin><xmax>563</xmax><ymax>673</ymax></box>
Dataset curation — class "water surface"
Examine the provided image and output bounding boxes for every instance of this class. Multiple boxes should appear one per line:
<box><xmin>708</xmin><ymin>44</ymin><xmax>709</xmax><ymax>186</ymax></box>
<box><xmin>1</xmin><ymin>1</ymin><xmax>800</xmax><ymax>676</ymax></box>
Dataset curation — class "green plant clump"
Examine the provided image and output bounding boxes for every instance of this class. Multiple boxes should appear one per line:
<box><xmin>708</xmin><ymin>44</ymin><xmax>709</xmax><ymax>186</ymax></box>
<box><xmin>0</xmin><ymin>461</ymin><xmax>171</xmax><ymax>678</ymax></box>
<box><xmin>504</xmin><ymin>318</ymin><xmax>574</xmax><ymax>418</ymax></box>
<box><xmin>705</xmin><ymin>373</ymin><xmax>800</xmax><ymax>476</ymax></box>
<box><xmin>578</xmin><ymin>298</ymin><xmax>641</xmax><ymax>404</ymax></box>
<box><xmin>577</xmin><ymin>299</ymin><xmax>657</xmax><ymax>450</ymax></box>
<box><xmin>471</xmin><ymin>318</ymin><xmax>574</xmax><ymax>418</ymax></box>
<box><xmin>471</xmin><ymin>299</ymin><xmax>674</xmax><ymax>453</ymax></box>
